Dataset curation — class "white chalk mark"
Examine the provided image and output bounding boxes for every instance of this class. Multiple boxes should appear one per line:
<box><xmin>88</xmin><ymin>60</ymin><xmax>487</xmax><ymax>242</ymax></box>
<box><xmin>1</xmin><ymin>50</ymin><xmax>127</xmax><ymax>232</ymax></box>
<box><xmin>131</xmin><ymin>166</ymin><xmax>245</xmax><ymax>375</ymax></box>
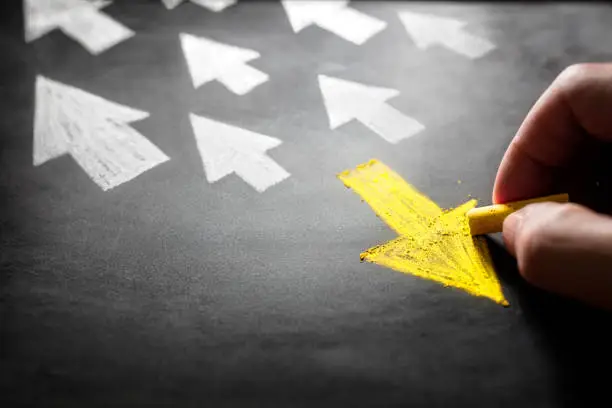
<box><xmin>87</xmin><ymin>0</ymin><xmax>112</xmax><ymax>8</ymax></box>
<box><xmin>162</xmin><ymin>0</ymin><xmax>183</xmax><ymax>9</ymax></box>
<box><xmin>162</xmin><ymin>0</ymin><xmax>236</xmax><ymax>12</ymax></box>
<box><xmin>191</xmin><ymin>0</ymin><xmax>236</xmax><ymax>12</ymax></box>
<box><xmin>180</xmin><ymin>33</ymin><xmax>268</xmax><ymax>95</ymax></box>
<box><xmin>34</xmin><ymin>76</ymin><xmax>170</xmax><ymax>191</ymax></box>
<box><xmin>189</xmin><ymin>114</ymin><xmax>290</xmax><ymax>192</ymax></box>
<box><xmin>398</xmin><ymin>11</ymin><xmax>495</xmax><ymax>59</ymax></box>
<box><xmin>318</xmin><ymin>75</ymin><xmax>425</xmax><ymax>144</ymax></box>
<box><xmin>281</xmin><ymin>0</ymin><xmax>386</xmax><ymax>45</ymax></box>
<box><xmin>24</xmin><ymin>0</ymin><xmax>134</xmax><ymax>54</ymax></box>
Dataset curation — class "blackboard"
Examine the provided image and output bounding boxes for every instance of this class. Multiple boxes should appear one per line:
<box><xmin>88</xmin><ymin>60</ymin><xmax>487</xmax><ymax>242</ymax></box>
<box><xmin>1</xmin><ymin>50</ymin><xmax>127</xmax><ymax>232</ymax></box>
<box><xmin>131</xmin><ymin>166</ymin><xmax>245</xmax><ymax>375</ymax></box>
<box><xmin>3</xmin><ymin>1</ymin><xmax>612</xmax><ymax>406</ymax></box>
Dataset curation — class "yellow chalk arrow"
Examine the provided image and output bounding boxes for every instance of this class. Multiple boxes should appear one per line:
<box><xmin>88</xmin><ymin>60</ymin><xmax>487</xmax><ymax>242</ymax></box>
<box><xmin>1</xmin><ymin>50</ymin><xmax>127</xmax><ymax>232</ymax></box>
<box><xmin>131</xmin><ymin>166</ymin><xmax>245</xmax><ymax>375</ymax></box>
<box><xmin>338</xmin><ymin>159</ymin><xmax>508</xmax><ymax>306</ymax></box>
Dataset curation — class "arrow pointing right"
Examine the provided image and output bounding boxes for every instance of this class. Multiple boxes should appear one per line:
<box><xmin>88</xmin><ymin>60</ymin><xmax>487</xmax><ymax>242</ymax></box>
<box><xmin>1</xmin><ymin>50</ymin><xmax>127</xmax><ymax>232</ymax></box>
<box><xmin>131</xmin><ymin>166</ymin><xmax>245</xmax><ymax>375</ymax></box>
<box><xmin>318</xmin><ymin>75</ymin><xmax>425</xmax><ymax>144</ymax></box>
<box><xmin>24</xmin><ymin>0</ymin><xmax>134</xmax><ymax>55</ymax></box>
<box><xmin>189</xmin><ymin>114</ymin><xmax>290</xmax><ymax>192</ymax></box>
<box><xmin>398</xmin><ymin>11</ymin><xmax>496</xmax><ymax>59</ymax></box>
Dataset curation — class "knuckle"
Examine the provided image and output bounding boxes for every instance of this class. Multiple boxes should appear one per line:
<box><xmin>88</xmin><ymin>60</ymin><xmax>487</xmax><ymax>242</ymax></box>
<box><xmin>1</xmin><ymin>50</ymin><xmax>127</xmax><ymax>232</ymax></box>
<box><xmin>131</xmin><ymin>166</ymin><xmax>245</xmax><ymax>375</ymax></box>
<box><xmin>553</xmin><ymin>202</ymin><xmax>584</xmax><ymax>220</ymax></box>
<box><xmin>553</xmin><ymin>63</ymin><xmax>604</xmax><ymax>104</ymax></box>
<box><xmin>555</xmin><ymin>63</ymin><xmax>593</xmax><ymax>89</ymax></box>
<box><xmin>553</xmin><ymin>63</ymin><xmax>612</xmax><ymax>134</ymax></box>
<box><xmin>515</xmin><ymin>203</ymin><xmax>586</xmax><ymax>285</ymax></box>
<box><xmin>517</xmin><ymin>222</ymin><xmax>550</xmax><ymax>277</ymax></box>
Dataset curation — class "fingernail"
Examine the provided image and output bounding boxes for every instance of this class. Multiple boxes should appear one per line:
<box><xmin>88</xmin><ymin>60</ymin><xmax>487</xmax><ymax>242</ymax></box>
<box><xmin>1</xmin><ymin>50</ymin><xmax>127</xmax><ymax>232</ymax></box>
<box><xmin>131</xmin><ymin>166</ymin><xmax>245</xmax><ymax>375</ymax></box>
<box><xmin>503</xmin><ymin>210</ymin><xmax>525</xmax><ymax>257</ymax></box>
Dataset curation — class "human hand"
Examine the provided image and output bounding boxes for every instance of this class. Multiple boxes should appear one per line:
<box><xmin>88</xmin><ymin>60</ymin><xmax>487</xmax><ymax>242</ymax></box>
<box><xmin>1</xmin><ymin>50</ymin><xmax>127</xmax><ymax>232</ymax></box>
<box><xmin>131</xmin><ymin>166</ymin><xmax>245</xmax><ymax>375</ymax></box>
<box><xmin>493</xmin><ymin>63</ymin><xmax>612</xmax><ymax>309</ymax></box>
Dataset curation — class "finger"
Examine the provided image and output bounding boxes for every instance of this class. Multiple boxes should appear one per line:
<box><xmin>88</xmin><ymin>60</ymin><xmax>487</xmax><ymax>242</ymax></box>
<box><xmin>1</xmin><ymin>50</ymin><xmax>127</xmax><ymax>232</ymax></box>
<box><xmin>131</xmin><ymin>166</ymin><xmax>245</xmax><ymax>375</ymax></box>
<box><xmin>503</xmin><ymin>202</ymin><xmax>612</xmax><ymax>309</ymax></box>
<box><xmin>493</xmin><ymin>63</ymin><xmax>612</xmax><ymax>204</ymax></box>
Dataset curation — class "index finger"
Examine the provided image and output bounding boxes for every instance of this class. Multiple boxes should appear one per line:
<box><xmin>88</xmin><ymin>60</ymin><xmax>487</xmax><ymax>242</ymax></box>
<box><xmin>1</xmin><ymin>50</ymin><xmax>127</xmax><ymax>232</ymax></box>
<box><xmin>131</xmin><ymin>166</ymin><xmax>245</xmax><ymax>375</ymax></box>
<box><xmin>493</xmin><ymin>63</ymin><xmax>612</xmax><ymax>204</ymax></box>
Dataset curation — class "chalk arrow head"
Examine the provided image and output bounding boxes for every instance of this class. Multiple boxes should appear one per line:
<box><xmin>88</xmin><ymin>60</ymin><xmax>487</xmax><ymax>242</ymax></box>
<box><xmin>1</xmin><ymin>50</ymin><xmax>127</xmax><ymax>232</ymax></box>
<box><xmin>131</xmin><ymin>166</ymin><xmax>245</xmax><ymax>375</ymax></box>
<box><xmin>362</xmin><ymin>201</ymin><xmax>507</xmax><ymax>305</ymax></box>
<box><xmin>180</xmin><ymin>33</ymin><xmax>262</xmax><ymax>89</ymax></box>
<box><xmin>189</xmin><ymin>114</ymin><xmax>289</xmax><ymax>192</ymax></box>
<box><xmin>318</xmin><ymin>75</ymin><xmax>399</xmax><ymax>129</ymax></box>
<box><xmin>33</xmin><ymin>76</ymin><xmax>168</xmax><ymax>190</ymax></box>
<box><xmin>180</xmin><ymin>33</ymin><xmax>259</xmax><ymax>64</ymax></box>
<box><xmin>398</xmin><ymin>11</ymin><xmax>466</xmax><ymax>49</ymax></box>
<box><xmin>36</xmin><ymin>76</ymin><xmax>148</xmax><ymax>124</ymax></box>
<box><xmin>339</xmin><ymin>160</ymin><xmax>508</xmax><ymax>306</ymax></box>
<box><xmin>281</xmin><ymin>0</ymin><xmax>348</xmax><ymax>32</ymax></box>
<box><xmin>34</xmin><ymin>75</ymin><xmax>149</xmax><ymax>165</ymax></box>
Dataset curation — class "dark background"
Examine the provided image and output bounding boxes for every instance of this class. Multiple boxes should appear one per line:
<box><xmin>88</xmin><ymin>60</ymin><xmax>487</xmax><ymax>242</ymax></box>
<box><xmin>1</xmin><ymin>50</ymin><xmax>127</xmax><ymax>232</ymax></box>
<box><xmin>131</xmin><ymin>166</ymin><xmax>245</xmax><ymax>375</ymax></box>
<box><xmin>2</xmin><ymin>1</ymin><xmax>612</xmax><ymax>406</ymax></box>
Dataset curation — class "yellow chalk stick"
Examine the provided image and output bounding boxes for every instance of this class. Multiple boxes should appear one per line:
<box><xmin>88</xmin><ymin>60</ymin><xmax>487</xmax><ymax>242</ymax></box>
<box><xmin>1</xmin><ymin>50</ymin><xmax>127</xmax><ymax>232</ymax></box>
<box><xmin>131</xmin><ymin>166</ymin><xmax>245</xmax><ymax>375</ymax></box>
<box><xmin>467</xmin><ymin>193</ymin><xmax>569</xmax><ymax>236</ymax></box>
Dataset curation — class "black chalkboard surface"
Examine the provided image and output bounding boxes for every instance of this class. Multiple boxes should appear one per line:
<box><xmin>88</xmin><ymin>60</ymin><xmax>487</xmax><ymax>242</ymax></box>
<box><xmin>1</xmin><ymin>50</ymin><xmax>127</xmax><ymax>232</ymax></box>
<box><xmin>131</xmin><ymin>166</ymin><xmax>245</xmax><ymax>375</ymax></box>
<box><xmin>3</xmin><ymin>1</ymin><xmax>612</xmax><ymax>406</ymax></box>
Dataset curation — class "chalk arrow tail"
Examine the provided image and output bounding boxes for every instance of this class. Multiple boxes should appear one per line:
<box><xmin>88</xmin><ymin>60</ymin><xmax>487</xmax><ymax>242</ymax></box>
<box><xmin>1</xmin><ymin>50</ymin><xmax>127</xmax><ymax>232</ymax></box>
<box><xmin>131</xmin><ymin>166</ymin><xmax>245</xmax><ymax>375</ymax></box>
<box><xmin>338</xmin><ymin>159</ymin><xmax>442</xmax><ymax>235</ymax></box>
<box><xmin>58</xmin><ymin>6</ymin><xmax>134</xmax><ymax>54</ymax></box>
<box><xmin>314</xmin><ymin>6</ymin><xmax>387</xmax><ymax>45</ymax></box>
<box><xmin>233</xmin><ymin>155</ymin><xmax>289</xmax><ymax>193</ymax></box>
<box><xmin>217</xmin><ymin>63</ymin><xmax>269</xmax><ymax>96</ymax></box>
<box><xmin>398</xmin><ymin>11</ymin><xmax>465</xmax><ymax>48</ymax></box>
<box><xmin>361</xmin><ymin>104</ymin><xmax>425</xmax><ymax>144</ymax></box>
<box><xmin>440</xmin><ymin>31</ymin><xmax>496</xmax><ymax>59</ymax></box>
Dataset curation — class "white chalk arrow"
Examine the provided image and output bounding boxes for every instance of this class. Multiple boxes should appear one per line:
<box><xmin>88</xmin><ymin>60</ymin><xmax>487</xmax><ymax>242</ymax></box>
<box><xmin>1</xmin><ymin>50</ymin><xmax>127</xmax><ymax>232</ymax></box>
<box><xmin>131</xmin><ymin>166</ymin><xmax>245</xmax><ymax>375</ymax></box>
<box><xmin>281</xmin><ymin>0</ymin><xmax>386</xmax><ymax>45</ymax></box>
<box><xmin>162</xmin><ymin>0</ymin><xmax>236</xmax><ymax>12</ymax></box>
<box><xmin>180</xmin><ymin>33</ymin><xmax>268</xmax><ymax>95</ymax></box>
<box><xmin>24</xmin><ymin>0</ymin><xmax>134</xmax><ymax>54</ymax></box>
<box><xmin>398</xmin><ymin>11</ymin><xmax>495</xmax><ymax>59</ymax></box>
<box><xmin>318</xmin><ymin>75</ymin><xmax>425</xmax><ymax>144</ymax></box>
<box><xmin>189</xmin><ymin>114</ymin><xmax>290</xmax><ymax>192</ymax></box>
<box><xmin>34</xmin><ymin>76</ymin><xmax>170</xmax><ymax>191</ymax></box>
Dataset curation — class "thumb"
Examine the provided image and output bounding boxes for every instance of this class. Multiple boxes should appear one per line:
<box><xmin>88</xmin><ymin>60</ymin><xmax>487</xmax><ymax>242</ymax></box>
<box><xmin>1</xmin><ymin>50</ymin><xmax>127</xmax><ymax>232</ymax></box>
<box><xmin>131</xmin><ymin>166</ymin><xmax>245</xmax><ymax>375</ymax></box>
<box><xmin>503</xmin><ymin>202</ymin><xmax>612</xmax><ymax>309</ymax></box>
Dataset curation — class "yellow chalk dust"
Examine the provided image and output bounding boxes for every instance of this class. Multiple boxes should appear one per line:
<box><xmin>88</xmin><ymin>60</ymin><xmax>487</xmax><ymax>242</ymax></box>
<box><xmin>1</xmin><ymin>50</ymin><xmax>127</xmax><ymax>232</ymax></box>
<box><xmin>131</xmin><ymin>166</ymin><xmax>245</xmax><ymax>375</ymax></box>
<box><xmin>338</xmin><ymin>159</ymin><xmax>508</xmax><ymax>306</ymax></box>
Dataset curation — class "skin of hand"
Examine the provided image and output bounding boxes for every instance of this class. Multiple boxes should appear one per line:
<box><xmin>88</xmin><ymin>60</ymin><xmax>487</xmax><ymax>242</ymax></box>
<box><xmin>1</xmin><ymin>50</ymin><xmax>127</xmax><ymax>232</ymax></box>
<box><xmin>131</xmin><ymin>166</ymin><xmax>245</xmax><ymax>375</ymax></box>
<box><xmin>493</xmin><ymin>63</ymin><xmax>612</xmax><ymax>309</ymax></box>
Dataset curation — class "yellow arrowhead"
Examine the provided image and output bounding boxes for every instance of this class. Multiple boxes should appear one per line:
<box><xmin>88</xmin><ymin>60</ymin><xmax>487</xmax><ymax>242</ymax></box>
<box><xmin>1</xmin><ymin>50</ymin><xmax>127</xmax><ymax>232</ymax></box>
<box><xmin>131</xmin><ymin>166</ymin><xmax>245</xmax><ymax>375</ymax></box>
<box><xmin>339</xmin><ymin>159</ymin><xmax>508</xmax><ymax>306</ymax></box>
